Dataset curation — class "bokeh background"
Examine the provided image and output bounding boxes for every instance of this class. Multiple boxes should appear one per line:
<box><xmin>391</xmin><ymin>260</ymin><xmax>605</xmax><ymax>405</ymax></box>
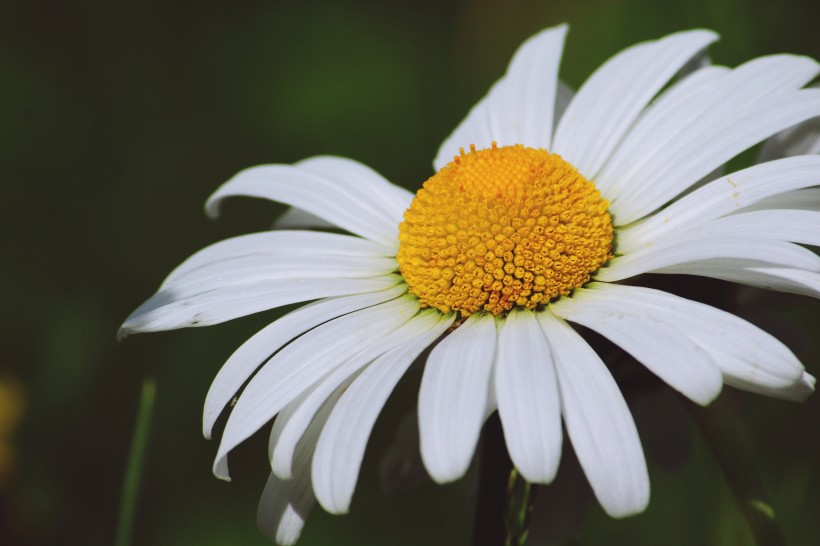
<box><xmin>3</xmin><ymin>0</ymin><xmax>819</xmax><ymax>545</ymax></box>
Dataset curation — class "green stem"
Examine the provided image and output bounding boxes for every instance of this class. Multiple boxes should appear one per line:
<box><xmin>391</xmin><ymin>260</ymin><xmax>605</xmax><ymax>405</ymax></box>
<box><xmin>505</xmin><ymin>468</ymin><xmax>535</xmax><ymax>546</ymax></box>
<box><xmin>686</xmin><ymin>398</ymin><xmax>785</xmax><ymax>546</ymax></box>
<box><xmin>115</xmin><ymin>377</ymin><xmax>157</xmax><ymax>546</ymax></box>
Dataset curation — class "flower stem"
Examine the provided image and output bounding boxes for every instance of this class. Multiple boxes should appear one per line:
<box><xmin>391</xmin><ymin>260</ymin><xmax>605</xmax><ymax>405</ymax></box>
<box><xmin>115</xmin><ymin>377</ymin><xmax>157</xmax><ymax>546</ymax></box>
<box><xmin>471</xmin><ymin>414</ymin><xmax>536</xmax><ymax>546</ymax></box>
<box><xmin>686</xmin><ymin>398</ymin><xmax>785</xmax><ymax>546</ymax></box>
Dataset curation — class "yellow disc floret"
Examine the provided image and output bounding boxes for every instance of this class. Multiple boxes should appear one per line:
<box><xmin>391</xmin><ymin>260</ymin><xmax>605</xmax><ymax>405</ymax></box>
<box><xmin>397</xmin><ymin>143</ymin><xmax>613</xmax><ymax>317</ymax></box>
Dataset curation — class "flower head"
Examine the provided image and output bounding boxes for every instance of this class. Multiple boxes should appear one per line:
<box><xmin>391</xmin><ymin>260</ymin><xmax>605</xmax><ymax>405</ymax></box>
<box><xmin>122</xmin><ymin>24</ymin><xmax>819</xmax><ymax>544</ymax></box>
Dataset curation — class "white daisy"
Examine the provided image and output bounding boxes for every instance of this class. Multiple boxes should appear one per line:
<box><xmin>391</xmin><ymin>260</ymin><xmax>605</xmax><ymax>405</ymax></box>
<box><xmin>121</xmin><ymin>25</ymin><xmax>820</xmax><ymax>545</ymax></box>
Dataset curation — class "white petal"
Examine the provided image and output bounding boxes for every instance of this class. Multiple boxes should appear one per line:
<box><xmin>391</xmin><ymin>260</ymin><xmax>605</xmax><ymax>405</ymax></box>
<box><xmin>668</xmin><ymin>265</ymin><xmax>820</xmax><ymax>299</ymax></box>
<box><xmin>119</xmin><ymin>275</ymin><xmax>401</xmax><ymax>336</ymax></box>
<box><xmin>161</xmin><ymin>255</ymin><xmax>398</xmax><ymax>301</ymax></box>
<box><xmin>553</xmin><ymin>30</ymin><xmax>718</xmax><ymax>179</ymax></box>
<box><xmin>213</xmin><ymin>295</ymin><xmax>420</xmax><ymax>480</ymax></box>
<box><xmin>598</xmin><ymin>237</ymin><xmax>820</xmax><ymax>283</ymax></box>
<box><xmin>637</xmin><ymin>209</ymin><xmax>820</xmax><ymax>249</ymax></box>
<box><xmin>582</xmin><ymin>283</ymin><xmax>804</xmax><ymax>390</ymax></box>
<box><xmin>273</xmin><ymin>207</ymin><xmax>336</xmax><ymax>230</ymax></box>
<box><xmin>616</xmin><ymin>155</ymin><xmax>820</xmax><ymax>253</ymax></box>
<box><xmin>296</xmin><ymin>156</ymin><xmax>414</xmax><ymax>226</ymax></box>
<box><xmin>418</xmin><ymin>313</ymin><xmax>497</xmax><ymax>483</ymax></box>
<box><xmin>270</xmin><ymin>304</ymin><xmax>449</xmax><ymax>480</ymax></box>
<box><xmin>494</xmin><ymin>309</ymin><xmax>562</xmax><ymax>483</ymax></box>
<box><xmin>537</xmin><ymin>311</ymin><xmax>649</xmax><ymax>518</ymax></box>
<box><xmin>311</xmin><ymin>310</ymin><xmax>454</xmax><ymax>514</ymax></box>
<box><xmin>740</xmin><ymin>187</ymin><xmax>820</xmax><ymax>213</ymax></box>
<box><xmin>434</xmin><ymin>25</ymin><xmax>568</xmax><ymax>170</ymax></box>
<box><xmin>165</xmin><ymin>230</ymin><xmax>395</xmax><ymax>286</ymax></box>
<box><xmin>203</xmin><ymin>284</ymin><xmax>407</xmax><ymax>439</ymax></box>
<box><xmin>205</xmin><ymin>160</ymin><xmax>403</xmax><ymax>246</ymax></box>
<box><xmin>550</xmin><ymin>288</ymin><xmax>723</xmax><ymax>405</ymax></box>
<box><xmin>257</xmin><ymin>470</ymin><xmax>314</xmax><ymax>546</ymax></box>
<box><xmin>758</xmin><ymin>82</ymin><xmax>820</xmax><ymax>162</ymax></box>
<box><xmin>611</xmin><ymin>89</ymin><xmax>820</xmax><ymax>223</ymax></box>
<box><xmin>257</xmin><ymin>382</ymin><xmax>339</xmax><ymax>545</ymax></box>
<box><xmin>727</xmin><ymin>371</ymin><xmax>815</xmax><ymax>402</ymax></box>
<box><xmin>597</xmin><ymin>55</ymin><xmax>819</xmax><ymax>207</ymax></box>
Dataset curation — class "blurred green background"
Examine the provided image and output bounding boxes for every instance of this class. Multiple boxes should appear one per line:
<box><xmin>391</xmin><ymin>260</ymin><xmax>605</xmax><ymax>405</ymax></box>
<box><xmin>2</xmin><ymin>0</ymin><xmax>819</xmax><ymax>545</ymax></box>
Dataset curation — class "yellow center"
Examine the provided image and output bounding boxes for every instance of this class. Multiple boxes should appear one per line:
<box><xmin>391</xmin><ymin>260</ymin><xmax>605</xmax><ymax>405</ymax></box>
<box><xmin>397</xmin><ymin>143</ymin><xmax>613</xmax><ymax>317</ymax></box>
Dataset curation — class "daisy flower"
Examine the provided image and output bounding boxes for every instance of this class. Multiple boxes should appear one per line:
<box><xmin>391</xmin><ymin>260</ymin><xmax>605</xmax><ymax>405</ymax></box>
<box><xmin>121</xmin><ymin>24</ymin><xmax>820</xmax><ymax>544</ymax></box>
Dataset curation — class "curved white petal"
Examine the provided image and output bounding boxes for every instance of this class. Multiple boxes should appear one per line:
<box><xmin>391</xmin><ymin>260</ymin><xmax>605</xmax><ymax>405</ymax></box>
<box><xmin>206</xmin><ymin>160</ymin><xmax>403</xmax><ymax>246</ymax></box>
<box><xmin>728</xmin><ymin>371</ymin><xmax>815</xmax><ymax>402</ymax></box>
<box><xmin>663</xmin><ymin>265</ymin><xmax>820</xmax><ymax>299</ymax></box>
<box><xmin>257</xmin><ymin>381</ymin><xmax>339</xmax><ymax>545</ymax></box>
<box><xmin>213</xmin><ymin>295</ymin><xmax>420</xmax><ymax>480</ymax></box>
<box><xmin>273</xmin><ymin>207</ymin><xmax>336</xmax><ymax>230</ymax></box>
<box><xmin>119</xmin><ymin>275</ymin><xmax>401</xmax><ymax>336</ymax></box>
<box><xmin>203</xmin><ymin>284</ymin><xmax>407</xmax><ymax>438</ymax></box>
<box><xmin>296</xmin><ymin>156</ymin><xmax>414</xmax><ymax>226</ymax></box>
<box><xmin>758</xmin><ymin>83</ymin><xmax>820</xmax><ymax>162</ymax></box>
<box><xmin>311</xmin><ymin>310</ymin><xmax>454</xmax><ymax>514</ymax></box>
<box><xmin>257</xmin><ymin>470</ymin><xmax>314</xmax><ymax>546</ymax></box>
<box><xmin>740</xmin><ymin>187</ymin><xmax>820</xmax><ymax>213</ymax></box>
<box><xmin>494</xmin><ymin>309</ymin><xmax>562</xmax><ymax>483</ymax></box>
<box><xmin>594</xmin><ymin>65</ymin><xmax>730</xmax><ymax>198</ymax></box>
<box><xmin>583</xmin><ymin>283</ymin><xmax>804</xmax><ymax>390</ymax></box>
<box><xmin>270</xmin><ymin>305</ymin><xmax>450</xmax><ymax>480</ymax></box>
<box><xmin>165</xmin><ymin>230</ymin><xmax>395</xmax><ymax>286</ymax></box>
<box><xmin>553</xmin><ymin>30</ymin><xmax>718</xmax><ymax>179</ymax></box>
<box><xmin>537</xmin><ymin>311</ymin><xmax>649</xmax><ymax>518</ymax></box>
<box><xmin>635</xmin><ymin>209</ymin><xmax>820</xmax><ymax>250</ymax></box>
<box><xmin>611</xmin><ymin>89</ymin><xmax>820</xmax><ymax>223</ymax></box>
<box><xmin>598</xmin><ymin>237</ymin><xmax>820</xmax><ymax>283</ymax></box>
<box><xmin>550</xmin><ymin>288</ymin><xmax>723</xmax><ymax>405</ymax></box>
<box><xmin>597</xmin><ymin>55</ymin><xmax>819</xmax><ymax>207</ymax></box>
<box><xmin>418</xmin><ymin>313</ymin><xmax>497</xmax><ymax>483</ymax></box>
<box><xmin>616</xmin><ymin>156</ymin><xmax>820</xmax><ymax>253</ymax></box>
<box><xmin>161</xmin><ymin>255</ymin><xmax>398</xmax><ymax>301</ymax></box>
<box><xmin>434</xmin><ymin>25</ymin><xmax>568</xmax><ymax>170</ymax></box>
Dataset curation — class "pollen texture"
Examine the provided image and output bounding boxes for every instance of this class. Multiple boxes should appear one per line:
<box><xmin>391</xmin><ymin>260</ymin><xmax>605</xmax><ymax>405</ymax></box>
<box><xmin>397</xmin><ymin>144</ymin><xmax>613</xmax><ymax>317</ymax></box>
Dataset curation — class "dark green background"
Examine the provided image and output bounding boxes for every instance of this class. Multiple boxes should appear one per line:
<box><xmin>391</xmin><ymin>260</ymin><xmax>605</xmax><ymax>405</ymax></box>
<box><xmin>3</xmin><ymin>0</ymin><xmax>819</xmax><ymax>545</ymax></box>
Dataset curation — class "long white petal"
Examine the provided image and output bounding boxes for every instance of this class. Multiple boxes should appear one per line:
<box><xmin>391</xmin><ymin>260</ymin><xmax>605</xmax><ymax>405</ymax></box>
<box><xmin>617</xmin><ymin>156</ymin><xmax>820</xmax><ymax>252</ymax></box>
<box><xmin>311</xmin><ymin>310</ymin><xmax>454</xmax><ymax>514</ymax></box>
<box><xmin>434</xmin><ymin>25</ymin><xmax>568</xmax><ymax>170</ymax></box>
<box><xmin>583</xmin><ymin>283</ymin><xmax>804</xmax><ymax>389</ymax></box>
<box><xmin>257</xmin><ymin>381</ymin><xmax>339</xmax><ymax>545</ymax></box>
<box><xmin>273</xmin><ymin>207</ymin><xmax>336</xmax><ymax>230</ymax></box>
<box><xmin>594</xmin><ymin>65</ymin><xmax>730</xmax><ymax>198</ymax></box>
<box><xmin>550</xmin><ymin>288</ymin><xmax>723</xmax><ymax>405</ymax></box>
<box><xmin>629</xmin><ymin>209</ymin><xmax>820</xmax><ymax>249</ymax></box>
<box><xmin>727</xmin><ymin>371</ymin><xmax>816</xmax><ymax>402</ymax></box>
<box><xmin>611</xmin><ymin>89</ymin><xmax>820</xmax><ymax>223</ymax></box>
<box><xmin>553</xmin><ymin>30</ymin><xmax>718</xmax><ymax>179</ymax></box>
<box><xmin>758</xmin><ymin>83</ymin><xmax>820</xmax><ymax>162</ymax></box>
<box><xmin>213</xmin><ymin>295</ymin><xmax>420</xmax><ymax>480</ymax></box>
<box><xmin>597</xmin><ymin>55</ymin><xmax>819</xmax><ymax>206</ymax></box>
<box><xmin>164</xmin><ymin>230</ymin><xmax>395</xmax><ymax>286</ymax></box>
<box><xmin>418</xmin><ymin>313</ymin><xmax>497</xmax><ymax>483</ymax></box>
<box><xmin>495</xmin><ymin>309</ymin><xmax>562</xmax><ymax>483</ymax></box>
<box><xmin>205</xmin><ymin>161</ymin><xmax>402</xmax><ymax>246</ymax></box>
<box><xmin>739</xmin><ymin>187</ymin><xmax>820</xmax><ymax>213</ymax></box>
<box><xmin>598</xmin><ymin>237</ymin><xmax>820</xmax><ymax>282</ymax></box>
<box><xmin>537</xmin><ymin>311</ymin><xmax>649</xmax><ymax>518</ymax></box>
<box><xmin>119</xmin><ymin>275</ymin><xmax>401</xmax><ymax>336</ymax></box>
<box><xmin>203</xmin><ymin>284</ymin><xmax>407</xmax><ymax>438</ymax></box>
<box><xmin>296</xmin><ymin>156</ymin><xmax>414</xmax><ymax>226</ymax></box>
<box><xmin>270</xmin><ymin>304</ymin><xmax>450</xmax><ymax>480</ymax></box>
<box><xmin>660</xmin><ymin>265</ymin><xmax>820</xmax><ymax>299</ymax></box>
<box><xmin>161</xmin><ymin>255</ymin><xmax>397</xmax><ymax>301</ymax></box>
